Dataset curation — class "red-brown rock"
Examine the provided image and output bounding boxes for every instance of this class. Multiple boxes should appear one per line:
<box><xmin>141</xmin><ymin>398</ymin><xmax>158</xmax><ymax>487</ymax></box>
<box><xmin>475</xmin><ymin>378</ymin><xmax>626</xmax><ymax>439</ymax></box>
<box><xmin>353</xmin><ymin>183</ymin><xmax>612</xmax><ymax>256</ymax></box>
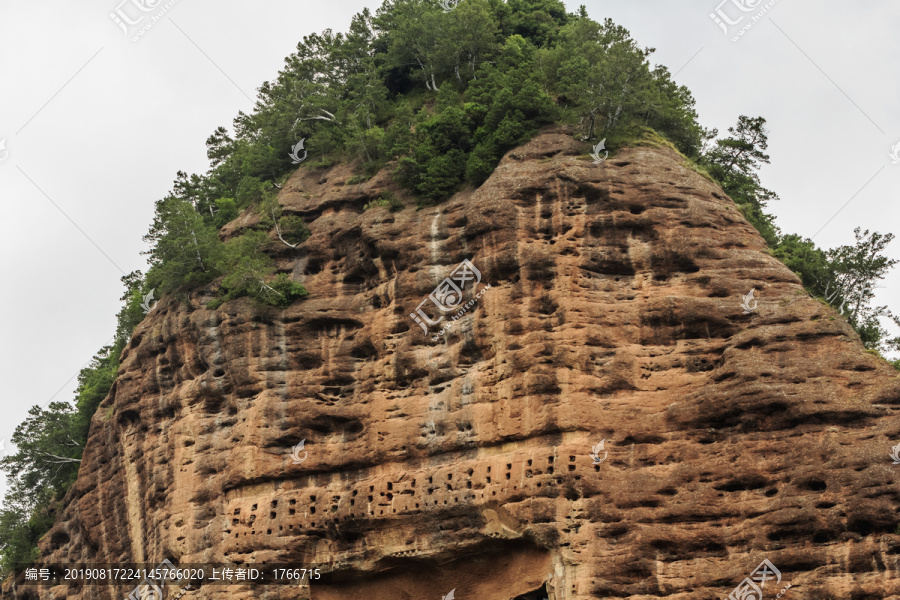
<box><xmin>7</xmin><ymin>127</ymin><xmax>900</xmax><ymax>600</ymax></box>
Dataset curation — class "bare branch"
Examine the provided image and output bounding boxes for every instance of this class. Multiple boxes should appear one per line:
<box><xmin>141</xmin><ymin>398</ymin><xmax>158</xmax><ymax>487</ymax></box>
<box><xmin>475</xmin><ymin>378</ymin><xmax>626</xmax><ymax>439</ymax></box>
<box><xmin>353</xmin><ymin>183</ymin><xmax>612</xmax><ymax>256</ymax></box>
<box><xmin>291</xmin><ymin>109</ymin><xmax>339</xmax><ymax>133</ymax></box>
<box><xmin>37</xmin><ymin>451</ymin><xmax>81</xmax><ymax>464</ymax></box>
<box><xmin>272</xmin><ymin>209</ymin><xmax>300</xmax><ymax>249</ymax></box>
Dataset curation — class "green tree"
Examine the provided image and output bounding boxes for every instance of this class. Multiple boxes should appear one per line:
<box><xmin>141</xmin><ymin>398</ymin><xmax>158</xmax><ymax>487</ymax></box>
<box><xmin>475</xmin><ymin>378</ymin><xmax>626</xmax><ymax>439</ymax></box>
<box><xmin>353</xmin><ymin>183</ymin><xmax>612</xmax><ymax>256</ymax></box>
<box><xmin>143</xmin><ymin>195</ymin><xmax>224</xmax><ymax>293</ymax></box>
<box><xmin>439</xmin><ymin>0</ymin><xmax>500</xmax><ymax>86</ymax></box>
<box><xmin>377</xmin><ymin>0</ymin><xmax>445</xmax><ymax>91</ymax></box>
<box><xmin>260</xmin><ymin>191</ymin><xmax>311</xmax><ymax>248</ymax></box>
<box><xmin>494</xmin><ymin>0</ymin><xmax>570</xmax><ymax>47</ymax></box>
<box><xmin>213</xmin><ymin>198</ymin><xmax>239</xmax><ymax>229</ymax></box>
<box><xmin>701</xmin><ymin>116</ymin><xmax>779</xmax><ymax>245</ymax></box>
<box><xmin>464</xmin><ymin>35</ymin><xmax>557</xmax><ymax>183</ymax></box>
<box><xmin>1</xmin><ymin>404</ymin><xmax>83</xmax><ymax>512</ymax></box>
<box><xmin>214</xmin><ymin>231</ymin><xmax>308</xmax><ymax>307</ymax></box>
<box><xmin>550</xmin><ymin>18</ymin><xmax>654</xmax><ymax>140</ymax></box>
<box><xmin>825</xmin><ymin>229</ymin><xmax>900</xmax><ymax>352</ymax></box>
<box><xmin>643</xmin><ymin>65</ymin><xmax>703</xmax><ymax>158</ymax></box>
<box><xmin>0</xmin><ymin>502</ymin><xmax>55</xmax><ymax>574</ymax></box>
<box><xmin>772</xmin><ymin>234</ymin><xmax>832</xmax><ymax>294</ymax></box>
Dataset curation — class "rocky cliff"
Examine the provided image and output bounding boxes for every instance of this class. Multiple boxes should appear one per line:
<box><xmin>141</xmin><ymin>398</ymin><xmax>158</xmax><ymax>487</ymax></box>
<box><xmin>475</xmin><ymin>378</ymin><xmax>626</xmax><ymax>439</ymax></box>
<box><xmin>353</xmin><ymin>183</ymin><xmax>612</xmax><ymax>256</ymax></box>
<box><xmin>9</xmin><ymin>128</ymin><xmax>900</xmax><ymax>600</ymax></box>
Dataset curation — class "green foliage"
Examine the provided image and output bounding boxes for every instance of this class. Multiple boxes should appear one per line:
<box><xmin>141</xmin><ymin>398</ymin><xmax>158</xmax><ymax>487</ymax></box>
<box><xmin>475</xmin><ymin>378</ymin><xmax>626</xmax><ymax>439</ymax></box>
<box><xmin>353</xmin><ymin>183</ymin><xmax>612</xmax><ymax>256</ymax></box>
<box><xmin>700</xmin><ymin>115</ymin><xmax>779</xmax><ymax>245</ymax></box>
<box><xmin>213</xmin><ymin>198</ymin><xmax>239</xmax><ymax>229</ymax></box>
<box><xmin>364</xmin><ymin>191</ymin><xmax>405</xmax><ymax>211</ymax></box>
<box><xmin>135</xmin><ymin>0</ymin><xmax>709</xmax><ymax>223</ymax></box>
<box><xmin>114</xmin><ymin>270</ymin><xmax>149</xmax><ymax>346</ymax></box>
<box><xmin>0</xmin><ymin>268</ymin><xmax>151</xmax><ymax>576</ymax></box>
<box><xmin>142</xmin><ymin>196</ymin><xmax>223</xmax><ymax>294</ymax></box>
<box><xmin>772</xmin><ymin>215</ymin><xmax>900</xmax><ymax>355</ymax></box>
<box><xmin>1</xmin><ymin>403</ymin><xmax>83</xmax><ymax>512</ymax></box>
<box><xmin>72</xmin><ymin>346</ymin><xmax>121</xmax><ymax>441</ymax></box>
<box><xmin>266</xmin><ymin>273</ymin><xmax>310</xmax><ymax>308</ymax></box>
<box><xmin>490</xmin><ymin>0</ymin><xmax>570</xmax><ymax>47</ymax></box>
<box><xmin>217</xmin><ymin>231</ymin><xmax>275</xmax><ymax>298</ymax></box>
<box><xmin>542</xmin><ymin>17</ymin><xmax>703</xmax><ymax>156</ymax></box>
<box><xmin>277</xmin><ymin>216</ymin><xmax>311</xmax><ymax>245</ymax></box>
<box><xmin>213</xmin><ymin>231</ymin><xmax>306</xmax><ymax>307</ymax></box>
<box><xmin>0</xmin><ymin>502</ymin><xmax>55</xmax><ymax>575</ymax></box>
<box><xmin>824</xmin><ymin>229</ymin><xmax>900</xmax><ymax>352</ymax></box>
<box><xmin>236</xmin><ymin>176</ymin><xmax>271</xmax><ymax>210</ymax></box>
<box><xmin>701</xmin><ymin>117</ymin><xmax>899</xmax><ymax>355</ymax></box>
<box><xmin>259</xmin><ymin>190</ymin><xmax>311</xmax><ymax>247</ymax></box>
<box><xmin>174</xmin><ymin>0</ymin><xmax>702</xmax><ymax>205</ymax></box>
<box><xmin>346</xmin><ymin>174</ymin><xmax>370</xmax><ymax>185</ymax></box>
<box><xmin>391</xmin><ymin>34</ymin><xmax>559</xmax><ymax>199</ymax></box>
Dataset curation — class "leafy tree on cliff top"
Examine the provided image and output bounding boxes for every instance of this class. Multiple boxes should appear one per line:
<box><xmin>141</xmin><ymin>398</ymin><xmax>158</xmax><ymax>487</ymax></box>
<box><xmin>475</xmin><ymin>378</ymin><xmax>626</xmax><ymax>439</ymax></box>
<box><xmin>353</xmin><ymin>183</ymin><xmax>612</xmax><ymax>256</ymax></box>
<box><xmin>191</xmin><ymin>0</ymin><xmax>705</xmax><ymax>212</ymax></box>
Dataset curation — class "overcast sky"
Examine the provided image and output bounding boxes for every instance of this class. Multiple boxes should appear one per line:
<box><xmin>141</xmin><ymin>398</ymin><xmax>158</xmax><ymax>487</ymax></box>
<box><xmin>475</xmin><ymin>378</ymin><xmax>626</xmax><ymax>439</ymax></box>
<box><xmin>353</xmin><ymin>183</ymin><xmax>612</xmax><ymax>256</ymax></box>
<box><xmin>1</xmin><ymin>0</ymin><xmax>898</xmax><ymax>499</ymax></box>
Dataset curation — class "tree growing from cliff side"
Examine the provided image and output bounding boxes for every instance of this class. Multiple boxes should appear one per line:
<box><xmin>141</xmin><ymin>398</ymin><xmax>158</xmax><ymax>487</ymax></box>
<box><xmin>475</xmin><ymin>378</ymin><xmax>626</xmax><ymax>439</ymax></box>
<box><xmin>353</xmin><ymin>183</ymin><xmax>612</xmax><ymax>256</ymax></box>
<box><xmin>701</xmin><ymin>115</ymin><xmax>780</xmax><ymax>245</ymax></box>
<box><xmin>0</xmin><ymin>269</ymin><xmax>157</xmax><ymax>574</ymax></box>
<box><xmin>825</xmin><ymin>229</ymin><xmax>900</xmax><ymax>352</ymax></box>
<box><xmin>142</xmin><ymin>195</ymin><xmax>223</xmax><ymax>294</ymax></box>
<box><xmin>212</xmin><ymin>230</ymin><xmax>309</xmax><ymax>308</ymax></box>
<box><xmin>0</xmin><ymin>402</ymin><xmax>83</xmax><ymax>572</ymax></box>
<box><xmin>0</xmin><ymin>404</ymin><xmax>82</xmax><ymax>508</ymax></box>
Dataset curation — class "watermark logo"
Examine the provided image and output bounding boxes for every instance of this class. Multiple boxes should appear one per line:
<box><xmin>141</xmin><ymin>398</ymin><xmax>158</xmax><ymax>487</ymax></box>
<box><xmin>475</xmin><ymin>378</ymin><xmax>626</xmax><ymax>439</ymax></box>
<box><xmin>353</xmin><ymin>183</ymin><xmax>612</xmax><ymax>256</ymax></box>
<box><xmin>0</xmin><ymin>139</ymin><xmax>8</xmax><ymax>162</ymax></box>
<box><xmin>109</xmin><ymin>0</ymin><xmax>181</xmax><ymax>42</ymax></box>
<box><xmin>409</xmin><ymin>258</ymin><xmax>491</xmax><ymax>341</ymax></box>
<box><xmin>128</xmin><ymin>581</ymin><xmax>162</xmax><ymax>600</ymax></box>
<box><xmin>890</xmin><ymin>442</ymin><xmax>900</xmax><ymax>464</ymax></box>
<box><xmin>290</xmin><ymin>439</ymin><xmax>308</xmax><ymax>465</ymax></box>
<box><xmin>442</xmin><ymin>589</ymin><xmax>456</xmax><ymax>600</ymax></box>
<box><xmin>709</xmin><ymin>0</ymin><xmax>760</xmax><ymax>34</ymax></box>
<box><xmin>438</xmin><ymin>0</ymin><xmax>460</xmax><ymax>12</ymax></box>
<box><xmin>141</xmin><ymin>288</ymin><xmax>158</xmax><ymax>314</ymax></box>
<box><xmin>590</xmin><ymin>139</ymin><xmax>608</xmax><ymax>164</ymax></box>
<box><xmin>710</xmin><ymin>0</ymin><xmax>779</xmax><ymax>41</ymax></box>
<box><xmin>126</xmin><ymin>558</ymin><xmax>175</xmax><ymax>600</ymax></box>
<box><xmin>590</xmin><ymin>440</ymin><xmax>608</xmax><ymax>464</ymax></box>
<box><xmin>110</xmin><ymin>0</ymin><xmax>161</xmax><ymax>34</ymax></box>
<box><xmin>740</xmin><ymin>289</ymin><xmax>758</xmax><ymax>314</ymax></box>
<box><xmin>726</xmin><ymin>559</ymin><xmax>785</xmax><ymax>600</ymax></box>
<box><xmin>889</xmin><ymin>142</ymin><xmax>900</xmax><ymax>164</ymax></box>
<box><xmin>289</xmin><ymin>139</ymin><xmax>308</xmax><ymax>165</ymax></box>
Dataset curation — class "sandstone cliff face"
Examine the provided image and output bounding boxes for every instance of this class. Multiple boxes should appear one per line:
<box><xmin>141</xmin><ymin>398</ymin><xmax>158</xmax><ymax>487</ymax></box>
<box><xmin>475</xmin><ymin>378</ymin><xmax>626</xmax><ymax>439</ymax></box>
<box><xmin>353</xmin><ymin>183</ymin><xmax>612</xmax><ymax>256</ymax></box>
<box><xmin>10</xmin><ymin>128</ymin><xmax>900</xmax><ymax>600</ymax></box>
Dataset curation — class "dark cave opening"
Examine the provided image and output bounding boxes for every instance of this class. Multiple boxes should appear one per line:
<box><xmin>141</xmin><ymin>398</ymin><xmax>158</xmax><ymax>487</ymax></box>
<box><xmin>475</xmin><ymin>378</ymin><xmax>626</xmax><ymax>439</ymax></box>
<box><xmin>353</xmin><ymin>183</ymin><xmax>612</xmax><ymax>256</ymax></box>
<box><xmin>512</xmin><ymin>582</ymin><xmax>549</xmax><ymax>600</ymax></box>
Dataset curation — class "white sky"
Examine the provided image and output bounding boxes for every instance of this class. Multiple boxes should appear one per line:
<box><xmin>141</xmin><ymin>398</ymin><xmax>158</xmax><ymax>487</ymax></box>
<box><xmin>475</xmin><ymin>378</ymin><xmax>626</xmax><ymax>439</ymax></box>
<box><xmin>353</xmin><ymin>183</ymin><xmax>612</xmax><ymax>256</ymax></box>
<box><xmin>0</xmin><ymin>0</ymin><xmax>898</xmax><ymax>501</ymax></box>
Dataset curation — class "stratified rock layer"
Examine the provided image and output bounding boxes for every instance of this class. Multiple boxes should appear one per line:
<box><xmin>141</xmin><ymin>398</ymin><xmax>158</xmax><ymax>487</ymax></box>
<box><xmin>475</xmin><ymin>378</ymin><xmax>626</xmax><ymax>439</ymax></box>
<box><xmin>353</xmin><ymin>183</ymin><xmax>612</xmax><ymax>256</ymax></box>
<box><xmin>9</xmin><ymin>128</ymin><xmax>900</xmax><ymax>600</ymax></box>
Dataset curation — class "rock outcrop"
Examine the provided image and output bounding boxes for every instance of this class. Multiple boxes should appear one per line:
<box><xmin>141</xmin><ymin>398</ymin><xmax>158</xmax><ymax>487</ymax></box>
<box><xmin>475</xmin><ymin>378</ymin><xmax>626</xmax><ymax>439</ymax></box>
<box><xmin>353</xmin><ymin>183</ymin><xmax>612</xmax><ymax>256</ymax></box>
<box><xmin>9</xmin><ymin>127</ymin><xmax>900</xmax><ymax>600</ymax></box>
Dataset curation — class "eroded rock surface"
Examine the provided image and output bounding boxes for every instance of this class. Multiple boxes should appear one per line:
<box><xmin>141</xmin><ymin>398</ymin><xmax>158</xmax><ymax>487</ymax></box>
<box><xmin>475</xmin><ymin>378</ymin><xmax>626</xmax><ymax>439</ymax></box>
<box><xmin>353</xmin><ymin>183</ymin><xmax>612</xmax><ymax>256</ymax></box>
<box><xmin>8</xmin><ymin>128</ymin><xmax>900</xmax><ymax>600</ymax></box>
